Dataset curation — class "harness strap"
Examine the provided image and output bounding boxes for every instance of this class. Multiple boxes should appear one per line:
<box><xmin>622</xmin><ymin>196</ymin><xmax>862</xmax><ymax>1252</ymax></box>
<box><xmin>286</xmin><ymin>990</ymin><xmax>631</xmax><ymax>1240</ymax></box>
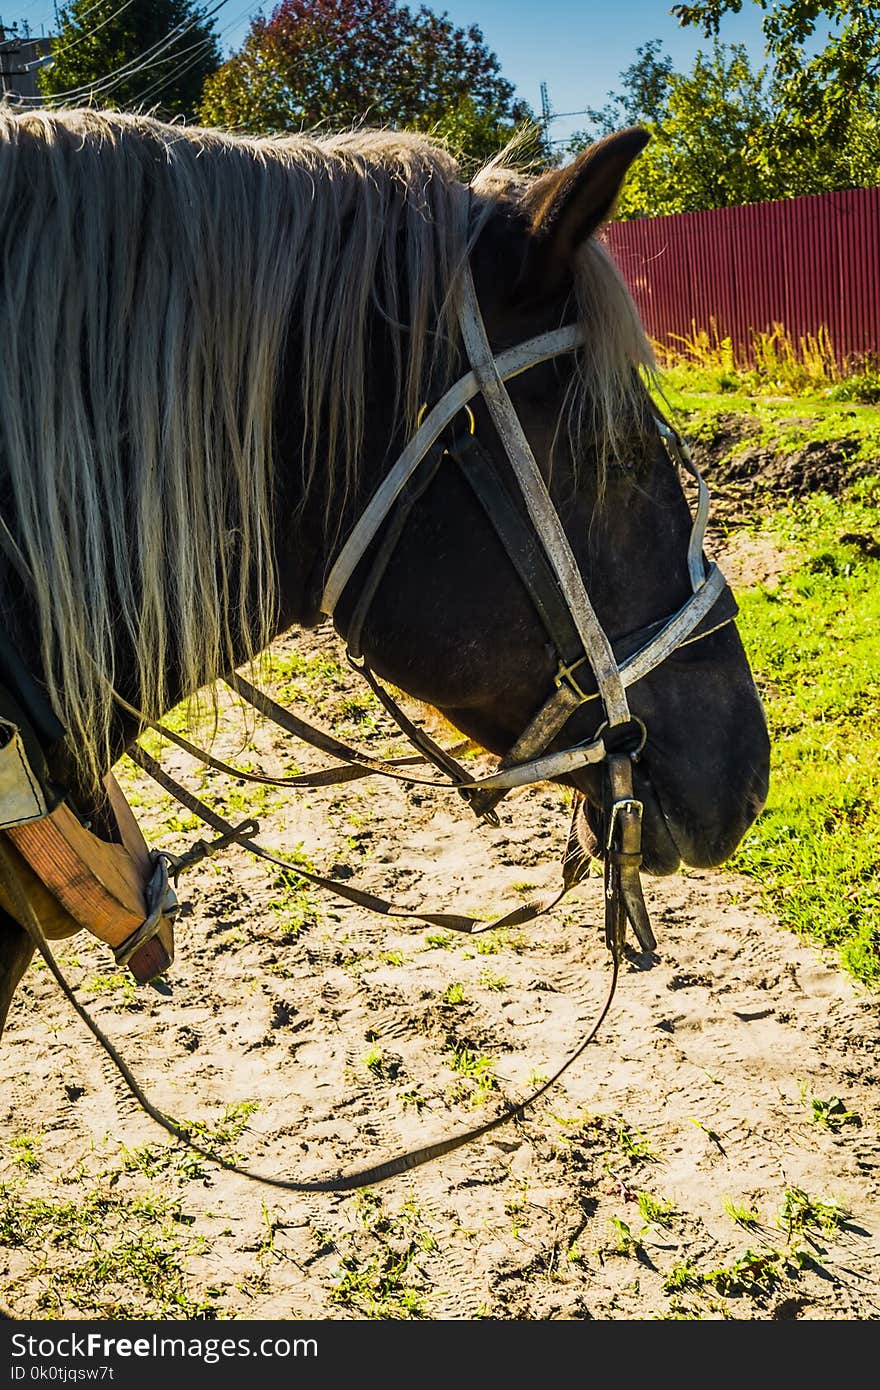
<box><xmin>0</xmin><ymin>824</ymin><xmax>623</xmax><ymax>1193</ymax></box>
<box><xmin>346</xmin><ymin>440</ymin><xmax>447</xmax><ymax>662</ymax></box>
<box><xmin>603</xmin><ymin>753</ymin><xmax>655</xmax><ymax>953</ymax></box>
<box><xmin>116</xmin><ymin>686</ymin><xmax>435</xmax><ymax>791</ymax></box>
<box><xmin>456</xmin><ymin>263</ymin><xmax>631</xmax><ymax>728</ymax></box>
<box><xmin>319</xmin><ymin>324</ymin><xmax>585</xmax><ymax>617</ymax></box>
<box><xmin>619</xmin><ymin>563</ymin><xmax>730</xmax><ymax>688</ymax></box>
<box><xmin>127</xmin><ymin>742</ymin><xmax>594</xmax><ymax>937</ymax></box>
<box><xmin>226</xmin><ymin>674</ymin><xmax>486</xmax><ymax>789</ymax></box>
<box><xmin>228</xmin><ymin>672</ymin><xmax>613</xmax><ymax>797</ymax></box>
<box><xmin>450</xmin><ymin>430</ymin><xmax>589</xmax><ymax>678</ymax></box>
<box><xmin>349</xmin><ymin>655</ymin><xmax>498</xmax><ymax>823</ymax></box>
<box><xmin>656</xmin><ymin>418</ymin><xmax>710</xmax><ymax>589</ymax></box>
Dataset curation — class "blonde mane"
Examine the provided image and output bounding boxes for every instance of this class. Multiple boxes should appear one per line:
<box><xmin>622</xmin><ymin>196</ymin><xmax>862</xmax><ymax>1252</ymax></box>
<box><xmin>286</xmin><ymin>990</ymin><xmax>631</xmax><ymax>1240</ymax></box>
<box><xmin>0</xmin><ymin>107</ymin><xmax>652</xmax><ymax>780</ymax></box>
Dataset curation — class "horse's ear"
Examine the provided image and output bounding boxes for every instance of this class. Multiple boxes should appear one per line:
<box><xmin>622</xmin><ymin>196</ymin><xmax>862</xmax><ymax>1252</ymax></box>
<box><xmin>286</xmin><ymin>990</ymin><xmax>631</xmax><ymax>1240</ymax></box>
<box><xmin>517</xmin><ymin>127</ymin><xmax>650</xmax><ymax>298</ymax></box>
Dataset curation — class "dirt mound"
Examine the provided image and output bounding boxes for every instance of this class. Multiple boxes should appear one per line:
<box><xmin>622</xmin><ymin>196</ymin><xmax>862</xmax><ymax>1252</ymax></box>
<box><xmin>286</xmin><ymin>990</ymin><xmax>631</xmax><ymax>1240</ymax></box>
<box><xmin>687</xmin><ymin>413</ymin><xmax>876</xmax><ymax>533</ymax></box>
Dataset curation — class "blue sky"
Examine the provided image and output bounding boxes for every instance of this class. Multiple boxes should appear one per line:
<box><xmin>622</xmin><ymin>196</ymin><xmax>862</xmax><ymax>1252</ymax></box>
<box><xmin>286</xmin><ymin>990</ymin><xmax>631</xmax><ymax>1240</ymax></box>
<box><xmin>11</xmin><ymin>0</ymin><xmax>774</xmax><ymax>144</ymax></box>
<box><xmin>395</xmin><ymin>1</ymin><xmax>772</xmax><ymax>145</ymax></box>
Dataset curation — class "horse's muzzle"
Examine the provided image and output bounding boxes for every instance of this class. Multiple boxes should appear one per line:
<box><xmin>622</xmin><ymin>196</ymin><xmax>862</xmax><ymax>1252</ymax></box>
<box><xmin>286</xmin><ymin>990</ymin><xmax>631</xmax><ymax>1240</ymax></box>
<box><xmin>572</xmin><ymin>748</ymin><xmax>769</xmax><ymax>876</ymax></box>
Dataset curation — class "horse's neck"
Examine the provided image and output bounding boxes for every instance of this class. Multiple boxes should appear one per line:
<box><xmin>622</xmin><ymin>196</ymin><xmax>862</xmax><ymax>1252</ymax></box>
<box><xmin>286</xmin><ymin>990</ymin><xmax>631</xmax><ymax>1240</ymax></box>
<box><xmin>268</xmin><ymin>323</ymin><xmax>404</xmax><ymax>635</ymax></box>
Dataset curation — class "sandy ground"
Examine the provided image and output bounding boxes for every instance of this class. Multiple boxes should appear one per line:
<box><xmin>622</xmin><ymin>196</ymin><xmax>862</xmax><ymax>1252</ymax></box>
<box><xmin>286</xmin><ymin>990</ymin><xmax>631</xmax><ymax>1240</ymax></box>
<box><xmin>2</xmin><ymin>422</ymin><xmax>880</xmax><ymax>1322</ymax></box>
<box><xmin>1</xmin><ymin>538</ymin><xmax>879</xmax><ymax>1321</ymax></box>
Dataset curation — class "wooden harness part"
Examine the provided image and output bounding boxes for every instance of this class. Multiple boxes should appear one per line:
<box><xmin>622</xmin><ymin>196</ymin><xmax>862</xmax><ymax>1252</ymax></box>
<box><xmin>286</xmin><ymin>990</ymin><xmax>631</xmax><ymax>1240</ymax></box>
<box><xmin>0</xmin><ymin>771</ymin><xmax>174</xmax><ymax>984</ymax></box>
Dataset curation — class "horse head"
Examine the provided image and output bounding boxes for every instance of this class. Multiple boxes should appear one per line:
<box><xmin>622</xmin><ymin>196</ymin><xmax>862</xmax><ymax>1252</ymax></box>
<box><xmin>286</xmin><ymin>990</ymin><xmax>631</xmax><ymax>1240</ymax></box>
<box><xmin>322</xmin><ymin>129</ymin><xmax>770</xmax><ymax>875</ymax></box>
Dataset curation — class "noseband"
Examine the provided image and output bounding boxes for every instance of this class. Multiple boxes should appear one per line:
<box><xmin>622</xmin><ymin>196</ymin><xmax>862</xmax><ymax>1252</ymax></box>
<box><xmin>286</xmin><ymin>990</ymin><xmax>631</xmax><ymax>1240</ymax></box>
<box><xmin>319</xmin><ymin>260</ymin><xmax>737</xmax><ymax>954</ymax></box>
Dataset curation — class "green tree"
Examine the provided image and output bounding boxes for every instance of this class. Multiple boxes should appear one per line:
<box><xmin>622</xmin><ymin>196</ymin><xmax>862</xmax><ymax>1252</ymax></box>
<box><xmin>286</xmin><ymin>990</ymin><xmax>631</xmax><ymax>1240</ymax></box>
<box><xmin>571</xmin><ymin>36</ymin><xmax>880</xmax><ymax>216</ymax></box>
<box><xmin>571</xmin><ymin>41</ymin><xmax>777</xmax><ymax>215</ymax></box>
<box><xmin>198</xmin><ymin>0</ymin><xmax>540</xmax><ymax>166</ymax></box>
<box><xmin>38</xmin><ymin>0</ymin><xmax>221</xmax><ymax>121</ymax></box>
<box><xmin>581</xmin><ymin>38</ymin><xmax>674</xmax><ymax>134</ymax></box>
<box><xmin>672</xmin><ymin>1</ymin><xmax>880</xmax><ymax>151</ymax></box>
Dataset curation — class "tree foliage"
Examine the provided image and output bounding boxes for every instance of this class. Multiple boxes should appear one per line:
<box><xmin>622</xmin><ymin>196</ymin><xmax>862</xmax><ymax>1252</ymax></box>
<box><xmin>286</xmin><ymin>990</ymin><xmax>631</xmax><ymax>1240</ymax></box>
<box><xmin>672</xmin><ymin>0</ymin><xmax>880</xmax><ymax>151</ymax></box>
<box><xmin>197</xmin><ymin>0</ymin><xmax>538</xmax><ymax>166</ymax></box>
<box><xmin>572</xmin><ymin>41</ymin><xmax>774</xmax><ymax>215</ymax></box>
<box><xmin>38</xmin><ymin>0</ymin><xmax>221</xmax><ymax>121</ymax></box>
<box><xmin>570</xmin><ymin>34</ymin><xmax>880</xmax><ymax>217</ymax></box>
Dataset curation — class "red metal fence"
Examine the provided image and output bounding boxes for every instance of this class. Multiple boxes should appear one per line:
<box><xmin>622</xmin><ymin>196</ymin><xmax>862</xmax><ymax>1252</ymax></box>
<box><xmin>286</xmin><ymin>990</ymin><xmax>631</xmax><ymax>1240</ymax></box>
<box><xmin>602</xmin><ymin>186</ymin><xmax>880</xmax><ymax>368</ymax></box>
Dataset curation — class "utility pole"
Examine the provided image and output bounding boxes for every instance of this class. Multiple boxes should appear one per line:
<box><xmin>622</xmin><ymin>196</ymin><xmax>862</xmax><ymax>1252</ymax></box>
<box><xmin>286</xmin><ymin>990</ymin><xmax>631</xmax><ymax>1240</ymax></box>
<box><xmin>540</xmin><ymin>81</ymin><xmax>552</xmax><ymax>130</ymax></box>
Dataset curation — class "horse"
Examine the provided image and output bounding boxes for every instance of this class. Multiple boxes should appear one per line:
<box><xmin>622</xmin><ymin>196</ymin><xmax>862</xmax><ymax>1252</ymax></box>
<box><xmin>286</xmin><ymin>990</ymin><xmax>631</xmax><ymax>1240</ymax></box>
<box><xmin>0</xmin><ymin>107</ymin><xmax>770</xmax><ymax>1040</ymax></box>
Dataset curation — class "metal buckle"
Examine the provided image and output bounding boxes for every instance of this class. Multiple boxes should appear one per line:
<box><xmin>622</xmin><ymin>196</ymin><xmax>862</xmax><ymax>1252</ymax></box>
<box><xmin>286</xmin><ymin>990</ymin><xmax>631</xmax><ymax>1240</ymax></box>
<box><xmin>458</xmin><ymin>784</ymin><xmax>501</xmax><ymax>828</ymax></box>
<box><xmin>605</xmin><ymin>795</ymin><xmax>644</xmax><ymax>853</ymax></box>
<box><xmin>416</xmin><ymin>402</ymin><xmax>475</xmax><ymax>435</ymax></box>
<box><xmin>553</xmin><ymin>655</ymin><xmax>598</xmax><ymax>704</ymax></box>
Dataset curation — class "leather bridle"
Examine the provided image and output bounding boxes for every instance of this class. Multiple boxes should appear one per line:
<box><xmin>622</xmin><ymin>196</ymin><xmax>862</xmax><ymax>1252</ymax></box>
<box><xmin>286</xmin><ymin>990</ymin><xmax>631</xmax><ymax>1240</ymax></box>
<box><xmin>319</xmin><ymin>259</ymin><xmax>738</xmax><ymax>957</ymax></box>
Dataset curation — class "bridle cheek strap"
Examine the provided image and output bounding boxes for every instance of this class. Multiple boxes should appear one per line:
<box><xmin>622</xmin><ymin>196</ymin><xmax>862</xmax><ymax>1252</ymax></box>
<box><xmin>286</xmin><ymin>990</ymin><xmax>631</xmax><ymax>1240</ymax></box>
<box><xmin>455</xmin><ymin>263</ymin><xmax>631</xmax><ymax>728</ymax></box>
<box><xmin>321</xmin><ymin>257</ymin><xmax>728</xmax><ymax>743</ymax></box>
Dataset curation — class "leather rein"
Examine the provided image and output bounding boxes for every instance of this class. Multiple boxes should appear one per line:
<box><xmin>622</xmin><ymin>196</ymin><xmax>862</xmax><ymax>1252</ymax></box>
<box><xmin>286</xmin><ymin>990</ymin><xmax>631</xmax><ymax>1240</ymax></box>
<box><xmin>0</xmin><ymin>259</ymin><xmax>739</xmax><ymax>1193</ymax></box>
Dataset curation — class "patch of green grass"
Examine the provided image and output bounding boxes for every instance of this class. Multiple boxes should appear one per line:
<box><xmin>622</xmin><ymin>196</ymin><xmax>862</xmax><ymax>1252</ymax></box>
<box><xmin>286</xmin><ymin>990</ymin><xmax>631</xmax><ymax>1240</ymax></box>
<box><xmin>82</xmin><ymin>971</ymin><xmax>139</xmax><ymax>1007</ymax></box>
<box><xmin>264</xmin><ymin>851</ymin><xmax>324</xmax><ymax>942</ymax></box>
<box><xmin>422</xmin><ymin>932</ymin><xmax>454</xmax><ymax>950</ymax></box>
<box><xmin>268</xmin><ymin>649</ymin><xmax>350</xmax><ymax>693</ymax></box>
<box><xmin>664</xmin><ymin>1247</ymin><xmax>806</xmax><ymax>1299</ymax></box>
<box><xmin>445</xmin><ymin>1045</ymin><xmax>498</xmax><ymax>1107</ymax></box>
<box><xmin>613</xmin><ymin>1122</ymin><xmax>656</xmax><ymax>1164</ymax></box>
<box><xmin>477</xmin><ymin>969</ymin><xmax>508</xmax><ymax>991</ymax></box>
<box><xmin>672</xmin><ymin>388</ymin><xmax>880</xmax><ymax>465</ymax></box>
<box><xmin>827</xmin><ymin>369</ymin><xmax>880</xmax><ymax>406</ymax></box>
<box><xmin>400</xmin><ymin>1087</ymin><xmax>429</xmax><ymax>1113</ymax></box>
<box><xmin>722</xmin><ymin>1197</ymin><xmax>763</xmax><ymax>1231</ymax></box>
<box><xmin>807</xmin><ymin>1094</ymin><xmax>863</xmax><ymax>1132</ymax></box>
<box><xmin>267</xmin><ymin>867</ymin><xmax>320</xmax><ymax>941</ymax></box>
<box><xmin>362</xmin><ymin>1046</ymin><xmax>385</xmax><ymax>1076</ymax></box>
<box><xmin>0</xmin><ymin>1183</ymin><xmax>219</xmax><ymax>1319</ymax></box>
<box><xmin>330</xmin><ymin>1252</ymin><xmax>426</xmax><ymax>1318</ymax></box>
<box><xmin>602</xmin><ymin>1215</ymin><xmax>640</xmax><ymax>1258</ymax></box>
<box><xmin>327</xmin><ymin>1192</ymin><xmax>432</xmax><ymax>1318</ymax></box>
<box><xmin>6</xmin><ymin>1133</ymin><xmax>42</xmax><ymax>1174</ymax></box>
<box><xmin>728</xmin><ymin>481</ymin><xmax>880</xmax><ymax>987</ymax></box>
<box><xmin>378</xmin><ymin>949</ymin><xmax>405</xmax><ymax>967</ymax></box>
<box><xmin>637</xmin><ymin>1191</ymin><xmax>675</xmax><ymax>1227</ymax></box>
<box><xmin>777</xmin><ymin>1186</ymin><xmax>847</xmax><ymax>1240</ymax></box>
<box><xmin>660</xmin><ymin>1185</ymin><xmax>846</xmax><ymax>1311</ymax></box>
<box><xmin>120</xmin><ymin>1101</ymin><xmax>259</xmax><ymax>1180</ymax></box>
<box><xmin>472</xmin><ymin>928</ymin><xmax>528</xmax><ymax>956</ymax></box>
<box><xmin>223</xmin><ymin>781</ymin><xmax>285</xmax><ymax>819</ymax></box>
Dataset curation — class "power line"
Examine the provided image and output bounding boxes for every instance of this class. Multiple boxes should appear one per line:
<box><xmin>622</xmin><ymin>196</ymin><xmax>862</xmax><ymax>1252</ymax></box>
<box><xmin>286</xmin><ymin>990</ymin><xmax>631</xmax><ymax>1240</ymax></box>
<box><xmin>16</xmin><ymin>0</ymin><xmax>229</xmax><ymax>103</ymax></box>
<box><xmin>544</xmin><ymin>108</ymin><xmax>596</xmax><ymax>122</ymax></box>
<box><xmin>134</xmin><ymin>0</ymin><xmax>256</xmax><ymax>110</ymax></box>
<box><xmin>23</xmin><ymin>0</ymin><xmax>139</xmax><ymax>69</ymax></box>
